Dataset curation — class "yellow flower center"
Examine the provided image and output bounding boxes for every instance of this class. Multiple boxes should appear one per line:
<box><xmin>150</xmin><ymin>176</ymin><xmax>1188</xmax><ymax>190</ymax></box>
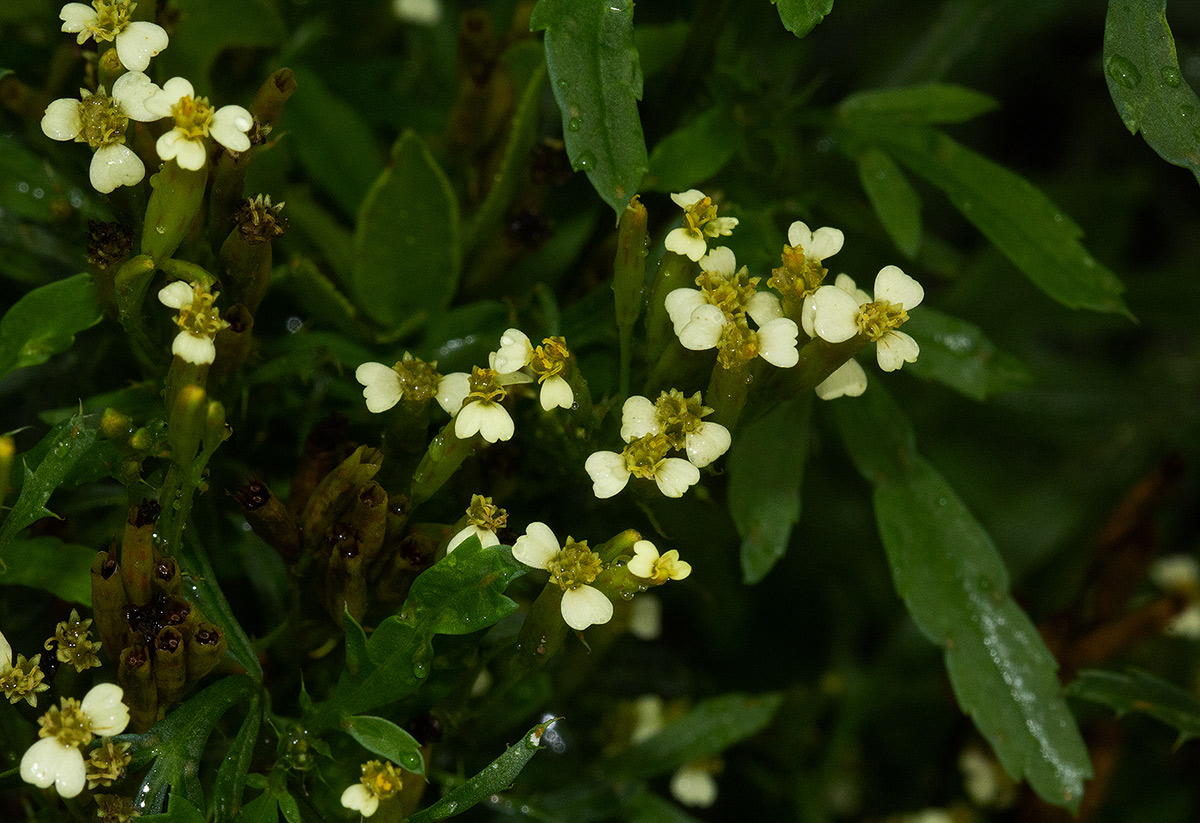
<box><xmin>466</xmin><ymin>366</ymin><xmax>507</xmax><ymax>404</ymax></box>
<box><xmin>653</xmin><ymin>389</ymin><xmax>711</xmax><ymax>451</ymax></box>
<box><xmin>171</xmin><ymin>95</ymin><xmax>215</xmax><ymax>140</ymax></box>
<box><xmin>78</xmin><ymin>89</ymin><xmax>128</xmax><ymax>149</ymax></box>
<box><xmin>87</xmin><ymin>0</ymin><xmax>136</xmax><ymax>41</ymax></box>
<box><xmin>683</xmin><ymin>196</ymin><xmax>719</xmax><ymax>234</ymax></box>
<box><xmin>175</xmin><ymin>286</ymin><xmax>228</xmax><ymax>337</ymax></box>
<box><xmin>716</xmin><ymin>319</ymin><xmax>759</xmax><ymax>370</ymax></box>
<box><xmin>769</xmin><ymin>242</ymin><xmax>828</xmax><ymax>301</ymax></box>
<box><xmin>360</xmin><ymin>760</ymin><xmax>404</xmax><ymax>800</ymax></box>
<box><xmin>393</xmin><ymin>354</ymin><xmax>442</xmax><ymax>402</ymax></box>
<box><xmin>39</xmin><ymin>698</ymin><xmax>93</xmax><ymax>748</ymax></box>
<box><xmin>465</xmin><ymin>494</ymin><xmax>507</xmax><ymax>532</ymax></box>
<box><xmin>530</xmin><ymin>336</ymin><xmax>570</xmax><ymax>383</ymax></box>
<box><xmin>857</xmin><ymin>300</ymin><xmax>909</xmax><ymax>341</ymax></box>
<box><xmin>548</xmin><ymin>538</ymin><xmax>603</xmax><ymax>590</ymax></box>
<box><xmin>695</xmin><ymin>267</ymin><xmax>760</xmax><ymax>321</ymax></box>
<box><xmin>622</xmin><ymin>434</ymin><xmax>672</xmax><ymax>480</ymax></box>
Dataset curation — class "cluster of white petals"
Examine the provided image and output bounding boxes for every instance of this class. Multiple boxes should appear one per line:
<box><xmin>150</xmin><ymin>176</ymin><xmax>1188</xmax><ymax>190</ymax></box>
<box><xmin>664</xmin><ymin>189</ymin><xmax>739</xmax><ymax>261</ymax></box>
<box><xmin>513</xmin><ymin>523</ymin><xmax>614</xmax><ymax>631</ymax></box>
<box><xmin>806</xmin><ymin>266</ymin><xmax>924</xmax><ymax>372</ymax></box>
<box><xmin>1149</xmin><ymin>554</ymin><xmax>1200</xmax><ymax>638</ymax></box>
<box><xmin>144</xmin><ymin>77</ymin><xmax>254</xmax><ymax>170</ymax></box>
<box><xmin>787</xmin><ymin>220</ymin><xmax>844</xmax><ymax>268</ymax></box>
<box><xmin>158</xmin><ymin>281</ymin><xmax>228</xmax><ymax>365</ymax></box>
<box><xmin>493</xmin><ymin>328</ymin><xmax>575</xmax><ymax>411</ymax></box>
<box><xmin>436</xmin><ymin>366</ymin><xmax>532</xmax><ymax>443</ymax></box>
<box><xmin>60</xmin><ymin>1</ymin><xmax>168</xmax><ymax>71</ymax></box>
<box><xmin>20</xmin><ymin>683</ymin><xmax>129</xmax><ymax>798</ymax></box>
<box><xmin>619</xmin><ymin>393</ymin><xmax>730</xmax><ymax>469</ymax></box>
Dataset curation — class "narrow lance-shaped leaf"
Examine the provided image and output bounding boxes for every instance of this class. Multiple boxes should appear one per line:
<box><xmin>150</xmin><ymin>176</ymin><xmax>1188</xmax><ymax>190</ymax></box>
<box><xmin>211</xmin><ymin>693</ymin><xmax>263</xmax><ymax>823</ymax></box>
<box><xmin>1068</xmin><ymin>667</ymin><xmax>1200</xmax><ymax>743</ymax></box>
<box><xmin>407</xmin><ymin>719</ymin><xmax>558</xmax><ymax>823</ymax></box>
<box><xmin>0</xmin><ymin>273</ymin><xmax>103</xmax><ymax>381</ymax></box>
<box><xmin>343</xmin><ymin>715</ymin><xmax>426</xmax><ymax>775</ymax></box>
<box><xmin>901</xmin><ymin>306</ymin><xmax>1032</xmax><ymax>401</ymax></box>
<box><xmin>839</xmin><ymin>83</ymin><xmax>999</xmax><ymax>125</ymax></box>
<box><xmin>180</xmin><ymin>532</ymin><xmax>263</xmax><ymax>684</ymax></box>
<box><xmin>853</xmin><ymin>148</ymin><xmax>922</xmax><ymax>258</ymax></box>
<box><xmin>531</xmin><ymin>0</ymin><xmax>648</xmax><ymax>216</ymax></box>
<box><xmin>832</xmin><ymin>387</ymin><xmax>1092</xmax><ymax>811</ymax></box>
<box><xmin>1103</xmin><ymin>0</ymin><xmax>1200</xmax><ymax>185</ymax></box>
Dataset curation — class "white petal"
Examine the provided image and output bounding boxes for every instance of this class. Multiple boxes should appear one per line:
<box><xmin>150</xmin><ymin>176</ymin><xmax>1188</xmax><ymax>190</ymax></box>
<box><xmin>114</xmin><ymin>22</ymin><xmax>169</xmax><ymax>72</ymax></box>
<box><xmin>875</xmin><ymin>330</ymin><xmax>920</xmax><ymax>372</ymax></box>
<box><xmin>873</xmin><ymin>265</ymin><xmax>924</xmax><ymax>309</ymax></box>
<box><xmin>810</xmin><ymin>286</ymin><xmax>861</xmax><ymax>344</ymax></box>
<box><xmin>815</xmin><ymin>359</ymin><xmax>867</xmax><ymax>400</ymax></box>
<box><xmin>800</xmin><ymin>293</ymin><xmax>818</xmax><ymax>338</ymax></box>
<box><xmin>705</xmin><ymin>216</ymin><xmax>737</xmax><ymax>237</ymax></box>
<box><xmin>41</xmin><ymin>98</ymin><xmax>82</xmax><ymax>141</ymax></box>
<box><xmin>144</xmin><ymin>76</ymin><xmax>191</xmax><ymax>119</ymax></box>
<box><xmin>355</xmin><ymin>362</ymin><xmax>403</xmax><ymax>413</ymax></box>
<box><xmin>539</xmin><ymin>375</ymin><xmax>573</xmax><ymax>410</ymax></box>
<box><xmin>474</xmin><ymin>403</ymin><xmax>515</xmax><ymax>443</ymax></box>
<box><xmin>677</xmin><ymin>305</ymin><xmax>725</xmax><ymax>351</ymax></box>
<box><xmin>698</xmin><ymin>245</ymin><xmax>735</xmax><ymax>277</ymax></box>
<box><xmin>493</xmin><ymin>328</ymin><xmax>532</xmax><ymax>373</ymax></box>
<box><xmin>1149</xmin><ymin>555</ymin><xmax>1200</xmax><ymax>590</ymax></box>
<box><xmin>560</xmin><ymin>585</ymin><xmax>614</xmax><ymax>631</ymax></box>
<box><xmin>341</xmin><ymin>784</ymin><xmax>379</xmax><ymax>816</ymax></box>
<box><xmin>1167</xmin><ymin>605</ymin><xmax>1200</xmax><ymax>639</ymax></box>
<box><xmin>155</xmin><ymin>129</ymin><xmax>187</xmax><ymax>163</ymax></box>
<box><xmin>158</xmin><ymin>281</ymin><xmax>194</xmax><ymax>309</ymax></box>
<box><xmin>512</xmin><ymin>522</ymin><xmax>560</xmax><ymax>569</ymax></box>
<box><xmin>787</xmin><ymin>220</ymin><xmax>813</xmax><ymax>249</ymax></box>
<box><xmin>59</xmin><ymin>3</ymin><xmax>97</xmax><ymax>34</ymax></box>
<box><xmin>585</xmin><ymin>451</ymin><xmax>630</xmax><ymax>499</ymax></box>
<box><xmin>90</xmin><ymin>144</ymin><xmax>145</xmax><ymax>193</ymax></box>
<box><xmin>664</xmin><ymin>288</ymin><xmax>707</xmax><ymax>335</ymax></box>
<box><xmin>435</xmin><ymin>372</ymin><xmax>470</xmax><ymax>415</ymax></box>
<box><xmin>670</xmin><ymin>189</ymin><xmax>704</xmax><ymax>209</ymax></box>
<box><xmin>655</xmin><ymin>458</ymin><xmax>700</xmax><ymax>498</ymax></box>
<box><xmin>0</xmin><ymin>629</ymin><xmax>10</xmax><ymax>666</ymax></box>
<box><xmin>173</xmin><ymin>331</ymin><xmax>216</xmax><ymax>364</ymax></box>
<box><xmin>497</xmin><ymin>369</ymin><xmax>534</xmax><ymax>386</ymax></box>
<box><xmin>619</xmin><ymin>395</ymin><xmax>658</xmax><ymax>442</ymax></box>
<box><xmin>670</xmin><ymin>766</ymin><xmax>718</xmax><ymax>808</ymax></box>
<box><xmin>745</xmin><ymin>291</ymin><xmax>783</xmax><ymax>326</ymax></box>
<box><xmin>664</xmin><ymin>227</ymin><xmax>707</xmax><ymax>262</ymax></box>
<box><xmin>807</xmin><ymin>226</ymin><xmax>844</xmax><ymax>260</ymax></box>
<box><xmin>626</xmin><ymin>541</ymin><xmax>660</xmax><ymax>578</ymax></box>
<box><xmin>21</xmin><ymin>738</ymin><xmax>86</xmax><ymax>797</ymax></box>
<box><xmin>453</xmin><ymin>401</ymin><xmax>485</xmax><ymax>439</ymax></box>
<box><xmin>393</xmin><ymin>0</ymin><xmax>442</xmax><ymax>25</ymax></box>
<box><xmin>447</xmin><ymin>525</ymin><xmax>495</xmax><ymax>554</ymax></box>
<box><xmin>112</xmin><ymin>71</ymin><xmax>161</xmax><ymax>121</ymax></box>
<box><xmin>82</xmin><ymin>683</ymin><xmax>130</xmax><ymax>736</ymax></box>
<box><xmin>629</xmin><ymin>595</ymin><xmax>661</xmax><ymax>640</ymax></box>
<box><xmin>757</xmin><ymin>318</ymin><xmax>800</xmax><ymax>368</ymax></box>
<box><xmin>210</xmin><ymin>105</ymin><xmax>253</xmax><ymax>152</ymax></box>
<box><xmin>685</xmin><ymin>421</ymin><xmax>731</xmax><ymax>467</ymax></box>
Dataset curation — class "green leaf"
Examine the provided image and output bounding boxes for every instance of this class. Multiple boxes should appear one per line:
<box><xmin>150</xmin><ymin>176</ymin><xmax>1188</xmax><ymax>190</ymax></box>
<box><xmin>0</xmin><ymin>537</ymin><xmax>96</xmax><ymax>605</ymax></box>
<box><xmin>646</xmin><ymin>106</ymin><xmax>737</xmax><ymax>193</ymax></box>
<box><xmin>902</xmin><ymin>307</ymin><xmax>1032</xmax><ymax>400</ymax></box>
<box><xmin>235</xmin><ymin>792</ymin><xmax>278</xmax><ymax>823</ymax></box>
<box><xmin>634</xmin><ymin>23</ymin><xmax>690</xmax><ymax>81</ymax></box>
<box><xmin>139</xmin><ymin>793</ymin><xmax>208</xmax><ymax>823</ymax></box>
<box><xmin>620</xmin><ymin>791</ymin><xmax>705</xmax><ymax>823</ymax></box>
<box><xmin>180</xmin><ymin>533</ymin><xmax>264</xmax><ymax>684</ymax></box>
<box><xmin>727</xmin><ymin>397</ymin><xmax>811</xmax><ymax>584</ymax></box>
<box><xmin>1068</xmin><ymin>668</ymin><xmax>1200</xmax><ymax>743</ymax></box>
<box><xmin>0</xmin><ymin>273</ymin><xmax>103</xmax><ymax>381</ymax></box>
<box><xmin>848</xmin><ymin>122</ymin><xmax>1128</xmax><ymax>315</ymax></box>
<box><xmin>403</xmin><ymin>539</ymin><xmax>527</xmax><ymax>635</ymax></box>
<box><xmin>770</xmin><ymin>0</ymin><xmax>834</xmax><ymax>39</ymax></box>
<box><xmin>126</xmin><ymin>676</ymin><xmax>259</xmax><ymax>814</ymax></box>
<box><xmin>158</xmin><ymin>0</ymin><xmax>285</xmax><ymax>89</ymax></box>
<box><xmin>312</xmin><ymin>617</ymin><xmax>426</xmax><ymax>727</ymax></box>
<box><xmin>352</xmin><ymin>130</ymin><xmax>461</xmax><ymax>328</ymax></box>
<box><xmin>279</xmin><ymin>187</ymin><xmax>355</xmax><ymax>286</ymax></box>
<box><xmin>0</xmin><ymin>135</ymin><xmax>94</xmax><ymax>222</ymax></box>
<box><xmin>343</xmin><ymin>715</ymin><xmax>426</xmax><ymax>774</ymax></box>
<box><xmin>532</xmin><ymin>0</ymin><xmax>648</xmax><ymax>216</ymax></box>
<box><xmin>212</xmin><ymin>693</ymin><xmax>263</xmax><ymax>822</ymax></box>
<box><xmin>284</xmin><ymin>67</ymin><xmax>385</xmax><ymax>218</ymax></box>
<box><xmin>408</xmin><ymin>719</ymin><xmax>557</xmax><ymax>823</ymax></box>
<box><xmin>853</xmin><ymin>148</ymin><xmax>922</xmax><ymax>258</ymax></box>
<box><xmin>273</xmin><ymin>259</ymin><xmax>359</xmax><ymax>334</ymax></box>
<box><xmin>839</xmin><ymin>83</ymin><xmax>999</xmax><ymax>125</ymax></box>
<box><xmin>606</xmin><ymin>692</ymin><xmax>783</xmax><ymax>778</ymax></box>
<box><xmin>1103</xmin><ymin>0</ymin><xmax>1200</xmax><ymax>185</ymax></box>
<box><xmin>832</xmin><ymin>387</ymin><xmax>1092</xmax><ymax>811</ymax></box>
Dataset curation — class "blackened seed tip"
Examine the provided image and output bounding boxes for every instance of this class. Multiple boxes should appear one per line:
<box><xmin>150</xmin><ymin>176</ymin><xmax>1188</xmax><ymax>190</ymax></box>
<box><xmin>101</xmin><ymin>555</ymin><xmax>119</xmax><ymax>578</ymax></box>
<box><xmin>236</xmin><ymin>481</ymin><xmax>270</xmax><ymax>510</ymax></box>
<box><xmin>134</xmin><ymin>498</ymin><xmax>162</xmax><ymax>527</ymax></box>
<box><xmin>156</xmin><ymin>559</ymin><xmax>176</xmax><ymax>580</ymax></box>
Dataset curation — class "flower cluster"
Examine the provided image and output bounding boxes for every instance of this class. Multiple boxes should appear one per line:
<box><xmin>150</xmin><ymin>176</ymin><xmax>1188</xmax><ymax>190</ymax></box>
<box><xmin>158</xmin><ymin>281</ymin><xmax>230</xmax><ymax>365</ymax></box>
<box><xmin>805</xmin><ymin>265</ymin><xmax>925</xmax><ymax>373</ymax></box>
<box><xmin>585</xmin><ymin>389</ymin><xmax>730</xmax><ymax>499</ymax></box>
<box><xmin>341</xmin><ymin>760</ymin><xmax>404</xmax><ymax>818</ymax></box>
<box><xmin>1</xmin><ymin>631</ymin><xmax>49</xmax><ymax>707</ymax></box>
<box><xmin>42</xmin><ymin>3</ymin><xmax>255</xmax><ymax>192</ymax></box>
<box><xmin>665</xmin><ymin>189</ymin><xmax>739</xmax><ymax>261</ymax></box>
<box><xmin>48</xmin><ymin>609</ymin><xmax>103</xmax><ymax>673</ymax></box>
<box><xmin>20</xmin><ymin>683</ymin><xmax>131</xmax><ymax>798</ymax></box>
<box><xmin>447</xmin><ymin>494</ymin><xmax>507</xmax><ymax>553</ymax></box>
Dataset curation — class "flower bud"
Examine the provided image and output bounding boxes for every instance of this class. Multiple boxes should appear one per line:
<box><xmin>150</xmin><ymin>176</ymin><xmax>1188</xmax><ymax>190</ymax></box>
<box><xmin>153</xmin><ymin>626</ymin><xmax>187</xmax><ymax>706</ymax></box>
<box><xmin>142</xmin><ymin>161</ymin><xmax>207</xmax><ymax>263</ymax></box>
<box><xmin>236</xmin><ymin>481</ymin><xmax>301</xmax><ymax>563</ymax></box>
<box><xmin>118</xmin><ymin>644</ymin><xmax>157</xmax><ymax>732</ymax></box>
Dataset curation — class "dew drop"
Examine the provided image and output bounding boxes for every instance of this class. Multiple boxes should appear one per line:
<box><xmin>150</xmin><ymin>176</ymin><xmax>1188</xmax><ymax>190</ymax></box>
<box><xmin>1106</xmin><ymin>55</ymin><xmax>1142</xmax><ymax>88</ymax></box>
<box><xmin>16</xmin><ymin>181</ymin><xmax>29</xmax><ymax>193</ymax></box>
<box><xmin>556</xmin><ymin>79</ymin><xmax>568</xmax><ymax>90</ymax></box>
<box><xmin>1180</xmin><ymin>104</ymin><xmax>1196</xmax><ymax>121</ymax></box>
<box><xmin>1162</xmin><ymin>65</ymin><xmax>1182</xmax><ymax>87</ymax></box>
<box><xmin>573</xmin><ymin>151</ymin><xmax>595</xmax><ymax>171</ymax></box>
<box><xmin>567</xmin><ymin>117</ymin><xmax>581</xmax><ymax>132</ymax></box>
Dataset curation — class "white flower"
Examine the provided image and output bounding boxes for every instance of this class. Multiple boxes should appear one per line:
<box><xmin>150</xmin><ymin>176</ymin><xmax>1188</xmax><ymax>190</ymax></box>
<box><xmin>1149</xmin><ymin>555</ymin><xmax>1200</xmax><ymax>639</ymax></box>
<box><xmin>512</xmin><ymin>523</ymin><xmax>613</xmax><ymax>631</ymax></box>
<box><xmin>787</xmin><ymin>220</ymin><xmax>844</xmax><ymax>264</ymax></box>
<box><xmin>631</xmin><ymin>694</ymin><xmax>665</xmax><ymax>743</ymax></box>
<box><xmin>627</xmin><ymin>540</ymin><xmax>692</xmax><ymax>583</ymax></box>
<box><xmin>447</xmin><ymin>525</ymin><xmax>499</xmax><ymax>554</ymax></box>
<box><xmin>809</xmin><ymin>265</ymin><xmax>924</xmax><ymax>372</ymax></box>
<box><xmin>341</xmin><ymin>783</ymin><xmax>379</xmax><ymax>817</ymax></box>
<box><xmin>145</xmin><ymin>77</ymin><xmax>253</xmax><ymax>170</ymax></box>
<box><xmin>670</xmin><ymin>764</ymin><xmax>718</xmax><ymax>808</ymax></box>
<box><xmin>434</xmin><ymin>367</ymin><xmax>531</xmax><ymax>444</ymax></box>
<box><xmin>392</xmin><ymin>0</ymin><xmax>441</xmax><ymax>25</ymax></box>
<box><xmin>158</xmin><ymin>281</ymin><xmax>228</xmax><ymax>364</ymax></box>
<box><xmin>60</xmin><ymin>1</ymin><xmax>169</xmax><ymax>72</ymax></box>
<box><xmin>493</xmin><ymin>328</ymin><xmax>533</xmax><ymax>374</ymax></box>
<box><xmin>40</xmin><ymin>72</ymin><xmax>160</xmax><ymax>194</ymax></box>
<box><xmin>585</xmin><ymin>442</ymin><xmax>700</xmax><ymax>499</ymax></box>
<box><xmin>340</xmin><ymin>761</ymin><xmax>403</xmax><ymax>817</ymax></box>
<box><xmin>356</xmin><ymin>362</ymin><xmax>404</xmax><ymax>413</ymax></box>
<box><xmin>815</xmin><ymin>359</ymin><xmax>868</xmax><ymax>400</ymax></box>
<box><xmin>20</xmin><ymin>683</ymin><xmax>129</xmax><ymax>799</ymax></box>
<box><xmin>664</xmin><ymin>189</ymin><xmax>738</xmax><ymax>261</ymax></box>
<box><xmin>629</xmin><ymin>594</ymin><xmax>662</xmax><ymax>640</ymax></box>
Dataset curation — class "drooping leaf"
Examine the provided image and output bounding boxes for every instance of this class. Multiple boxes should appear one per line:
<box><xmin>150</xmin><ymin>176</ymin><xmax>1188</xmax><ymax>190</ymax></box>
<box><xmin>532</xmin><ymin>0</ymin><xmax>648</xmax><ymax>216</ymax></box>
<box><xmin>845</xmin><ymin>120</ymin><xmax>1128</xmax><ymax>316</ymax></box>
<box><xmin>0</xmin><ymin>273</ymin><xmax>103</xmax><ymax>381</ymax></box>
<box><xmin>605</xmin><ymin>692</ymin><xmax>783</xmax><ymax>778</ymax></box>
<box><xmin>902</xmin><ymin>307</ymin><xmax>1032</xmax><ymax>400</ymax></box>
<box><xmin>211</xmin><ymin>693</ymin><xmax>263</xmax><ymax>823</ymax></box>
<box><xmin>343</xmin><ymin>715</ymin><xmax>426</xmax><ymax>774</ymax></box>
<box><xmin>727</xmin><ymin>397</ymin><xmax>811</xmax><ymax>584</ymax></box>
<box><xmin>839</xmin><ymin>83</ymin><xmax>999</xmax><ymax>125</ymax></box>
<box><xmin>158</xmin><ymin>0</ymin><xmax>285</xmax><ymax>90</ymax></box>
<box><xmin>1068</xmin><ymin>668</ymin><xmax>1200</xmax><ymax>743</ymax></box>
<box><xmin>832</xmin><ymin>387</ymin><xmax>1092</xmax><ymax>811</ymax></box>
<box><xmin>407</xmin><ymin>719</ymin><xmax>558</xmax><ymax>823</ymax></box>
<box><xmin>0</xmin><ymin>537</ymin><xmax>96</xmax><ymax>605</ymax></box>
<box><xmin>646</xmin><ymin>106</ymin><xmax>737</xmax><ymax>192</ymax></box>
<box><xmin>1103</xmin><ymin>0</ymin><xmax>1200</xmax><ymax>185</ymax></box>
<box><xmin>770</xmin><ymin>0</ymin><xmax>835</xmax><ymax>39</ymax></box>
<box><xmin>352</xmin><ymin>130</ymin><xmax>461</xmax><ymax>329</ymax></box>
<box><xmin>853</xmin><ymin>148</ymin><xmax>922</xmax><ymax>258</ymax></box>
<box><xmin>402</xmin><ymin>538</ymin><xmax>526</xmax><ymax>635</ymax></box>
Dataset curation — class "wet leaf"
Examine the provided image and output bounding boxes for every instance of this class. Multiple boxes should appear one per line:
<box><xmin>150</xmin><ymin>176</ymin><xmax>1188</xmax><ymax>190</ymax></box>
<box><xmin>1068</xmin><ymin>668</ymin><xmax>1200</xmax><ymax>743</ymax></box>
<box><xmin>212</xmin><ymin>693</ymin><xmax>263</xmax><ymax>823</ymax></box>
<box><xmin>404</xmin><ymin>538</ymin><xmax>526</xmax><ymax>636</ymax></box>
<box><xmin>646</xmin><ymin>105</ymin><xmax>737</xmax><ymax>192</ymax></box>
<box><xmin>771</xmin><ymin>0</ymin><xmax>835</xmax><ymax>39</ymax></box>
<box><xmin>158</xmin><ymin>0</ymin><xmax>285</xmax><ymax>88</ymax></box>
<box><xmin>903</xmin><ymin>306</ymin><xmax>1032</xmax><ymax>400</ymax></box>
<box><xmin>343</xmin><ymin>715</ymin><xmax>425</xmax><ymax>774</ymax></box>
<box><xmin>853</xmin><ymin>147</ymin><xmax>922</xmax><ymax>258</ymax></box>
<box><xmin>0</xmin><ymin>536</ymin><xmax>96</xmax><ymax>605</ymax></box>
<box><xmin>839</xmin><ymin>83</ymin><xmax>999</xmax><ymax>124</ymax></box>
<box><xmin>0</xmin><ymin>273</ymin><xmax>103</xmax><ymax>381</ymax></box>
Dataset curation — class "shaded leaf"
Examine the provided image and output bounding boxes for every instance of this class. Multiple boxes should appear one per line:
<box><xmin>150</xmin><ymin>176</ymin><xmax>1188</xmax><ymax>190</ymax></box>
<box><xmin>771</xmin><ymin>0</ymin><xmax>835</xmax><ymax>39</ymax></box>
<box><xmin>0</xmin><ymin>135</ymin><xmax>94</xmax><ymax>222</ymax></box>
<box><xmin>180</xmin><ymin>533</ymin><xmax>264</xmax><ymax>684</ymax></box>
<box><xmin>403</xmin><ymin>538</ymin><xmax>526</xmax><ymax>635</ymax></box>
<box><xmin>159</xmin><ymin>0</ymin><xmax>285</xmax><ymax>89</ymax></box>
<box><xmin>532</xmin><ymin>0</ymin><xmax>648</xmax><ymax>215</ymax></box>
<box><xmin>634</xmin><ymin>23</ymin><xmax>690</xmax><ymax>81</ymax></box>
<box><xmin>212</xmin><ymin>693</ymin><xmax>263</xmax><ymax>822</ymax></box>
<box><xmin>1068</xmin><ymin>668</ymin><xmax>1200</xmax><ymax>743</ymax></box>
<box><xmin>0</xmin><ymin>273</ymin><xmax>103</xmax><ymax>381</ymax></box>
<box><xmin>832</xmin><ymin>387</ymin><xmax>1091</xmax><ymax>811</ymax></box>
<box><xmin>903</xmin><ymin>307</ymin><xmax>1032</xmax><ymax>400</ymax></box>
<box><xmin>727</xmin><ymin>397</ymin><xmax>811</xmax><ymax>584</ymax></box>
<box><xmin>236</xmin><ymin>792</ymin><xmax>278</xmax><ymax>823</ymax></box>
<box><xmin>646</xmin><ymin>106</ymin><xmax>737</xmax><ymax>192</ymax></box>
<box><xmin>139</xmin><ymin>793</ymin><xmax>207</xmax><ymax>823</ymax></box>
<box><xmin>839</xmin><ymin>83</ymin><xmax>999</xmax><ymax>125</ymax></box>
<box><xmin>605</xmin><ymin>692</ymin><xmax>783</xmax><ymax>778</ymax></box>
<box><xmin>0</xmin><ymin>537</ymin><xmax>96</xmax><ymax>605</ymax></box>
<box><xmin>352</xmin><ymin>131</ymin><xmax>461</xmax><ymax>329</ymax></box>
<box><xmin>621</xmin><ymin>791</ymin><xmax>705</xmax><ymax>823</ymax></box>
<box><xmin>343</xmin><ymin>715</ymin><xmax>426</xmax><ymax>774</ymax></box>
<box><xmin>272</xmin><ymin>259</ymin><xmax>359</xmax><ymax>335</ymax></box>
<box><xmin>853</xmin><ymin>148</ymin><xmax>922</xmax><ymax>258</ymax></box>
<box><xmin>408</xmin><ymin>719</ymin><xmax>557</xmax><ymax>823</ymax></box>
<box><xmin>1103</xmin><ymin>0</ymin><xmax>1200</xmax><ymax>184</ymax></box>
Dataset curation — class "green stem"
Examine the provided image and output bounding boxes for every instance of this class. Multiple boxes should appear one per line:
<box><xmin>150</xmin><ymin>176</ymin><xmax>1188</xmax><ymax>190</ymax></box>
<box><xmin>409</xmin><ymin>421</ymin><xmax>478</xmax><ymax>509</ymax></box>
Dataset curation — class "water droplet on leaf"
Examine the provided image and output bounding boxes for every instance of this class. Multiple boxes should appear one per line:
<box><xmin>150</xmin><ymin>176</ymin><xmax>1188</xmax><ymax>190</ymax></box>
<box><xmin>1106</xmin><ymin>55</ymin><xmax>1141</xmax><ymax>88</ymax></box>
<box><xmin>1162</xmin><ymin>66</ymin><xmax>1182</xmax><ymax>86</ymax></box>
<box><xmin>567</xmin><ymin>117</ymin><xmax>581</xmax><ymax>132</ymax></box>
<box><xmin>573</xmin><ymin>151</ymin><xmax>595</xmax><ymax>171</ymax></box>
